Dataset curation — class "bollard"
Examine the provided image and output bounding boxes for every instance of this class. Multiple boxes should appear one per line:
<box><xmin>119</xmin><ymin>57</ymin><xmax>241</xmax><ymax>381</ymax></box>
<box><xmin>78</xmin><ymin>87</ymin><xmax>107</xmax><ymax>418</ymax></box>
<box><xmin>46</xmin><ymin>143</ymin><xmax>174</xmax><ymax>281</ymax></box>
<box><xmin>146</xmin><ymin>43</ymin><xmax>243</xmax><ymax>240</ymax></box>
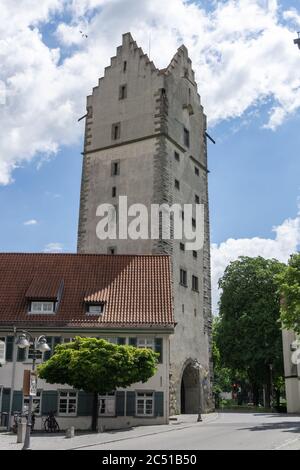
<box><xmin>66</xmin><ymin>426</ymin><xmax>75</xmax><ymax>438</ymax></box>
<box><xmin>17</xmin><ymin>418</ymin><xmax>27</xmax><ymax>443</ymax></box>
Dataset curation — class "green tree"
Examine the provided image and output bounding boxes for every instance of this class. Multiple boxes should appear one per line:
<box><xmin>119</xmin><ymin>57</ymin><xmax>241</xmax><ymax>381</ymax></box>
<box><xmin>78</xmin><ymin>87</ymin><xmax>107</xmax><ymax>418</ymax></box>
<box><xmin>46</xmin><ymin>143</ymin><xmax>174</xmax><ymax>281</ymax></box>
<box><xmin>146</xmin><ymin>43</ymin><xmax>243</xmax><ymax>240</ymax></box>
<box><xmin>277</xmin><ymin>253</ymin><xmax>300</xmax><ymax>335</ymax></box>
<box><xmin>38</xmin><ymin>337</ymin><xmax>158</xmax><ymax>431</ymax></box>
<box><xmin>216</xmin><ymin>256</ymin><xmax>285</xmax><ymax>407</ymax></box>
<box><xmin>212</xmin><ymin>318</ymin><xmax>232</xmax><ymax>398</ymax></box>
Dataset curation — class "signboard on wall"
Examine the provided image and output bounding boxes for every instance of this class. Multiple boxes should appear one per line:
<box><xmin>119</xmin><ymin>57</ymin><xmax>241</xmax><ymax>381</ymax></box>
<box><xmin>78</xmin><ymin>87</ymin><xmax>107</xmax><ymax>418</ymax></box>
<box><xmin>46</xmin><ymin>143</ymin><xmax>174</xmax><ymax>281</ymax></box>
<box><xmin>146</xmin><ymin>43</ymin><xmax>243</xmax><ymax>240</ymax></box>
<box><xmin>23</xmin><ymin>370</ymin><xmax>37</xmax><ymax>397</ymax></box>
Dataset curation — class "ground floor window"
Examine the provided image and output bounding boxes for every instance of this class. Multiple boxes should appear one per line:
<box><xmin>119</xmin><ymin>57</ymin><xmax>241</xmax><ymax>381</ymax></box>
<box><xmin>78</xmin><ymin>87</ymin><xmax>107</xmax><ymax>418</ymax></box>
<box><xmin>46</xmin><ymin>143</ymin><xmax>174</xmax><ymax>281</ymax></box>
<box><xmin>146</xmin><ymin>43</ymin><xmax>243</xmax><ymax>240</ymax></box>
<box><xmin>98</xmin><ymin>392</ymin><xmax>116</xmax><ymax>416</ymax></box>
<box><xmin>137</xmin><ymin>338</ymin><xmax>154</xmax><ymax>350</ymax></box>
<box><xmin>58</xmin><ymin>391</ymin><xmax>77</xmax><ymax>416</ymax></box>
<box><xmin>136</xmin><ymin>392</ymin><xmax>154</xmax><ymax>416</ymax></box>
<box><xmin>23</xmin><ymin>390</ymin><xmax>42</xmax><ymax>415</ymax></box>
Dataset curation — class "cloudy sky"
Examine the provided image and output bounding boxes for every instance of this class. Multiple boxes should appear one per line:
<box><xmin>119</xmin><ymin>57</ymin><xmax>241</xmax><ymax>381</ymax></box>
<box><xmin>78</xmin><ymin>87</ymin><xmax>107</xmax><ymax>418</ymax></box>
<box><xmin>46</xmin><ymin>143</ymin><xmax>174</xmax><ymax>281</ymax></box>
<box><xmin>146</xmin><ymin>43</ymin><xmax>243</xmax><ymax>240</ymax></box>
<box><xmin>0</xmin><ymin>0</ymin><xmax>300</xmax><ymax>311</ymax></box>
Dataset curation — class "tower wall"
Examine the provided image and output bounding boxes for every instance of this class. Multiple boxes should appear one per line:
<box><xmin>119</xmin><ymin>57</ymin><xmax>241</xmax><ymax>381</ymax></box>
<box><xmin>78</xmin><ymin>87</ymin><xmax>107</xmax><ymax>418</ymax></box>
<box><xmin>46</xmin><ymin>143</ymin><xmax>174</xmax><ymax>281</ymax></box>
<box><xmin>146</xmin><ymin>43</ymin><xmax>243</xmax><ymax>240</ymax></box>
<box><xmin>77</xmin><ymin>32</ymin><xmax>214</xmax><ymax>413</ymax></box>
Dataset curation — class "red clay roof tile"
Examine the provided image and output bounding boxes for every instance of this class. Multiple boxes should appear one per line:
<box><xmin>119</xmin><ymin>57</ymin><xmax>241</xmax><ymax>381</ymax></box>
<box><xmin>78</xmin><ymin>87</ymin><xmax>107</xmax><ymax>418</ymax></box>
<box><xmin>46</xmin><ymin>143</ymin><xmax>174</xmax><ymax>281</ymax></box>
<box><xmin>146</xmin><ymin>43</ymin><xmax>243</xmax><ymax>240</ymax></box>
<box><xmin>0</xmin><ymin>253</ymin><xmax>174</xmax><ymax>328</ymax></box>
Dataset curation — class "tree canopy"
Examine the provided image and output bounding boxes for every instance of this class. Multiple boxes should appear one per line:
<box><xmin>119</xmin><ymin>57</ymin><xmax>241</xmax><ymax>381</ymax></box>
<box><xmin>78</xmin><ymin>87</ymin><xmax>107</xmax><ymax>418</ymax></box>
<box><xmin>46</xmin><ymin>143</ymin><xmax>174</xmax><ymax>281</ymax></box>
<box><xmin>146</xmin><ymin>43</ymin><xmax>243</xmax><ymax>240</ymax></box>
<box><xmin>215</xmin><ymin>256</ymin><xmax>285</xmax><ymax>406</ymax></box>
<box><xmin>277</xmin><ymin>253</ymin><xmax>300</xmax><ymax>335</ymax></box>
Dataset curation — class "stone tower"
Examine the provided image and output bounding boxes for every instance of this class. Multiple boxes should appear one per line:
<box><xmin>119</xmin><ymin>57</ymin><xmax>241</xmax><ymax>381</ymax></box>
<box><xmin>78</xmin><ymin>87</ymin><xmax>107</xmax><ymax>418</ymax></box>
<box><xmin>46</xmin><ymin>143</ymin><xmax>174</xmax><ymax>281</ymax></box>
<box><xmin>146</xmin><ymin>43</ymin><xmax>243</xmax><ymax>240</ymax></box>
<box><xmin>78</xmin><ymin>33</ymin><xmax>213</xmax><ymax>413</ymax></box>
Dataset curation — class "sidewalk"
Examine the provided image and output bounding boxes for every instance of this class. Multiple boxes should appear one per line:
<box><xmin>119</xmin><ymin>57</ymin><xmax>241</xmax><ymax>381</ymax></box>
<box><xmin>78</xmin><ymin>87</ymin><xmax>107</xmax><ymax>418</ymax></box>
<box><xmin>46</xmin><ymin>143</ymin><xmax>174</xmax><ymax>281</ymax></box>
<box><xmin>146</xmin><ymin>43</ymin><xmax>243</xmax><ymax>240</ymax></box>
<box><xmin>0</xmin><ymin>413</ymin><xmax>218</xmax><ymax>450</ymax></box>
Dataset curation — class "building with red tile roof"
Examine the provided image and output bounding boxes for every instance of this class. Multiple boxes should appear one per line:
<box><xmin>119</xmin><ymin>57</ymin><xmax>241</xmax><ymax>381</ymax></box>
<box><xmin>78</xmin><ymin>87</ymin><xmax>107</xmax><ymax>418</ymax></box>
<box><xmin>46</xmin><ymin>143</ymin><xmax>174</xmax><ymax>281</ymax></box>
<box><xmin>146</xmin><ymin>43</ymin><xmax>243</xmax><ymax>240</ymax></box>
<box><xmin>0</xmin><ymin>253</ymin><xmax>174</xmax><ymax>430</ymax></box>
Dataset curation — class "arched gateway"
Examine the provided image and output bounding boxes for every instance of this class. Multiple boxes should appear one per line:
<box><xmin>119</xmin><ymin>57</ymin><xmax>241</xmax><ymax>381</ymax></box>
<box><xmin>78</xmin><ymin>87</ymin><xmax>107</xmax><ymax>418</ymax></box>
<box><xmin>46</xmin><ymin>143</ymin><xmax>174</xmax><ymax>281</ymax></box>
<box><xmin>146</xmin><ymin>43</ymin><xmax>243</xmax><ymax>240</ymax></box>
<box><xmin>180</xmin><ymin>362</ymin><xmax>201</xmax><ymax>414</ymax></box>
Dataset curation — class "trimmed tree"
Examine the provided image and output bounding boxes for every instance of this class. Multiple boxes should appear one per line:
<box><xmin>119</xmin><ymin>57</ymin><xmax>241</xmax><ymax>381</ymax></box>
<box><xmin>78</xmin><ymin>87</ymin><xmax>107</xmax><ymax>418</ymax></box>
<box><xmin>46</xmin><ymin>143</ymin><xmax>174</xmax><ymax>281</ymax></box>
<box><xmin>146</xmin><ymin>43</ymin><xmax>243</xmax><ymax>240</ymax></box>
<box><xmin>38</xmin><ymin>337</ymin><xmax>158</xmax><ymax>431</ymax></box>
<box><xmin>277</xmin><ymin>253</ymin><xmax>300</xmax><ymax>335</ymax></box>
<box><xmin>216</xmin><ymin>256</ymin><xmax>285</xmax><ymax>407</ymax></box>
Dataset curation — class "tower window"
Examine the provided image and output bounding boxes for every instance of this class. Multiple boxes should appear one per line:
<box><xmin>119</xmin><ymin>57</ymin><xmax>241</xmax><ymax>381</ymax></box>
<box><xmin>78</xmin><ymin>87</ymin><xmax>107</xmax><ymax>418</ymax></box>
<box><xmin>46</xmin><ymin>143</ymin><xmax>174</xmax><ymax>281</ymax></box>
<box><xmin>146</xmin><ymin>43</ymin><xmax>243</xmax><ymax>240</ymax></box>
<box><xmin>112</xmin><ymin>186</ymin><xmax>117</xmax><ymax>197</ymax></box>
<box><xmin>123</xmin><ymin>61</ymin><xmax>127</xmax><ymax>72</ymax></box>
<box><xmin>112</xmin><ymin>123</ymin><xmax>121</xmax><ymax>140</ymax></box>
<box><xmin>111</xmin><ymin>161</ymin><xmax>120</xmax><ymax>176</ymax></box>
<box><xmin>180</xmin><ymin>269</ymin><xmax>187</xmax><ymax>287</ymax></box>
<box><xmin>184</xmin><ymin>128</ymin><xmax>190</xmax><ymax>148</ymax></box>
<box><xmin>192</xmin><ymin>218</ymin><xmax>196</xmax><ymax>228</ymax></box>
<box><xmin>108</xmin><ymin>247</ymin><xmax>116</xmax><ymax>255</ymax></box>
<box><xmin>119</xmin><ymin>84</ymin><xmax>127</xmax><ymax>100</ymax></box>
<box><xmin>195</xmin><ymin>166</ymin><xmax>199</xmax><ymax>176</ymax></box>
<box><xmin>174</xmin><ymin>151</ymin><xmax>180</xmax><ymax>162</ymax></box>
<box><xmin>195</xmin><ymin>194</ymin><xmax>200</xmax><ymax>204</ymax></box>
<box><xmin>180</xmin><ymin>242</ymin><xmax>185</xmax><ymax>251</ymax></box>
<box><xmin>175</xmin><ymin>179</ymin><xmax>180</xmax><ymax>190</ymax></box>
<box><xmin>192</xmin><ymin>275</ymin><xmax>199</xmax><ymax>292</ymax></box>
<box><xmin>193</xmin><ymin>250</ymin><xmax>198</xmax><ymax>259</ymax></box>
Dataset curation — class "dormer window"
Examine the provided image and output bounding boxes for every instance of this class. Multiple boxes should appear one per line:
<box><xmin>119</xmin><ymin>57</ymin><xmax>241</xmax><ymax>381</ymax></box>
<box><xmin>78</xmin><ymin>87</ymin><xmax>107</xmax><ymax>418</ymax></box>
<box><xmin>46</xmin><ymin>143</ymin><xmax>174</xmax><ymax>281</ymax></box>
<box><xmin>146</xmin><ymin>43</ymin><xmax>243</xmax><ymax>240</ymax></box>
<box><xmin>87</xmin><ymin>304</ymin><xmax>105</xmax><ymax>315</ymax></box>
<box><xmin>30</xmin><ymin>301</ymin><xmax>55</xmax><ymax>314</ymax></box>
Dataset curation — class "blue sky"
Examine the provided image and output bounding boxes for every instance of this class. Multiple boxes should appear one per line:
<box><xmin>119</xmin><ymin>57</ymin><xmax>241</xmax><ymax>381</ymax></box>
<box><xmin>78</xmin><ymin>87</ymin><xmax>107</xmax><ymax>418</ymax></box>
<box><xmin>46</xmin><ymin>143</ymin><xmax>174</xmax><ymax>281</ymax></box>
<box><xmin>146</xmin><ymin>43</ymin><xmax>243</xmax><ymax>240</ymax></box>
<box><xmin>1</xmin><ymin>0</ymin><xmax>300</xmax><ymax>309</ymax></box>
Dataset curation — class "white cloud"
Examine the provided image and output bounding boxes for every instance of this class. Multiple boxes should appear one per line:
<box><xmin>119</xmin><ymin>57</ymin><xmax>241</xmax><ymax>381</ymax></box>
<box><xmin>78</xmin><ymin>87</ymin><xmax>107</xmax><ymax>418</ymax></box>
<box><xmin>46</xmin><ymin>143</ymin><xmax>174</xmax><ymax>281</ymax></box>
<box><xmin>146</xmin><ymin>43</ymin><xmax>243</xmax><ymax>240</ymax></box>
<box><xmin>1</xmin><ymin>0</ymin><xmax>300</xmax><ymax>184</ymax></box>
<box><xmin>23</xmin><ymin>219</ymin><xmax>38</xmax><ymax>226</ymax></box>
<box><xmin>211</xmin><ymin>208</ymin><xmax>300</xmax><ymax>313</ymax></box>
<box><xmin>43</xmin><ymin>242</ymin><xmax>64</xmax><ymax>252</ymax></box>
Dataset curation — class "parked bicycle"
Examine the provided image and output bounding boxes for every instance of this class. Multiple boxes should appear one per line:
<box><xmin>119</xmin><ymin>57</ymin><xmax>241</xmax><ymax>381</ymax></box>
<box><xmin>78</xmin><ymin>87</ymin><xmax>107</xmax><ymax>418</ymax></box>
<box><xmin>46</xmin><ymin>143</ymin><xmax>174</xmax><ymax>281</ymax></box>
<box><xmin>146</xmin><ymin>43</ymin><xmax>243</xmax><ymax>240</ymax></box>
<box><xmin>43</xmin><ymin>411</ymin><xmax>60</xmax><ymax>433</ymax></box>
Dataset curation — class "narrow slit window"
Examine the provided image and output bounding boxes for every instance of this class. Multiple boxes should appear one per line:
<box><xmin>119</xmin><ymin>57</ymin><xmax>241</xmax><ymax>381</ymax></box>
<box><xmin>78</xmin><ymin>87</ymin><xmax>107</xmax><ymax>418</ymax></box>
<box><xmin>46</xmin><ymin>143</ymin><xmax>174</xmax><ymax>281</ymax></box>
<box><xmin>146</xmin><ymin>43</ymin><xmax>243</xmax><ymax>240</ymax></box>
<box><xmin>119</xmin><ymin>84</ymin><xmax>127</xmax><ymax>100</ymax></box>
<box><xmin>112</xmin><ymin>123</ymin><xmax>121</xmax><ymax>140</ymax></box>
<box><xmin>184</xmin><ymin>128</ymin><xmax>190</xmax><ymax>148</ymax></box>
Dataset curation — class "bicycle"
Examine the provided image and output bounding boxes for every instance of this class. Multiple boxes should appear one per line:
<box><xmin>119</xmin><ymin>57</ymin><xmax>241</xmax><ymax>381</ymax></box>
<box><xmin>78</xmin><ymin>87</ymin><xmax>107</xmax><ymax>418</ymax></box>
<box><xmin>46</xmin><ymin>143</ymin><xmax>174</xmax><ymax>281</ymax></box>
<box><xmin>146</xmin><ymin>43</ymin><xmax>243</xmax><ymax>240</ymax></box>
<box><xmin>43</xmin><ymin>411</ymin><xmax>60</xmax><ymax>433</ymax></box>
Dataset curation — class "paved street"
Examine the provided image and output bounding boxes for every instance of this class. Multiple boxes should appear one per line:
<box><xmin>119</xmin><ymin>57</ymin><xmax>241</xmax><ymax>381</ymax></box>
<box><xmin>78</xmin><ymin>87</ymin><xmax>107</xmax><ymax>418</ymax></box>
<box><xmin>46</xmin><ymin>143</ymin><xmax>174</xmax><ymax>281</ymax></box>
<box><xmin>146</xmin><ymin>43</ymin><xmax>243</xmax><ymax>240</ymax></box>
<box><xmin>1</xmin><ymin>413</ymin><xmax>300</xmax><ymax>450</ymax></box>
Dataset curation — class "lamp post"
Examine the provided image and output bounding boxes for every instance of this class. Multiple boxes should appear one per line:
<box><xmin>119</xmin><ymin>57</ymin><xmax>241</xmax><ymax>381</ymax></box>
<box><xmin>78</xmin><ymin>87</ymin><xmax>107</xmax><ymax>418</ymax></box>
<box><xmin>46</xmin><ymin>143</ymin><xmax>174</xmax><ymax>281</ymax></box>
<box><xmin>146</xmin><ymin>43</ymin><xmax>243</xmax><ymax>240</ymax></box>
<box><xmin>269</xmin><ymin>363</ymin><xmax>274</xmax><ymax>410</ymax></box>
<box><xmin>192</xmin><ymin>360</ymin><xmax>203</xmax><ymax>422</ymax></box>
<box><xmin>14</xmin><ymin>331</ymin><xmax>50</xmax><ymax>450</ymax></box>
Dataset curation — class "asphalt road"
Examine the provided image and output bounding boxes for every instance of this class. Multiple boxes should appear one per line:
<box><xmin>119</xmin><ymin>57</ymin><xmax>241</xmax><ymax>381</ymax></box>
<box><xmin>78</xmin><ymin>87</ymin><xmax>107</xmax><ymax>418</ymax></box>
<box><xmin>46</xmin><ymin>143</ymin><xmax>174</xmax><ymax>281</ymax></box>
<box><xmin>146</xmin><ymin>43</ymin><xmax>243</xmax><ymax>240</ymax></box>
<box><xmin>83</xmin><ymin>413</ymin><xmax>300</xmax><ymax>450</ymax></box>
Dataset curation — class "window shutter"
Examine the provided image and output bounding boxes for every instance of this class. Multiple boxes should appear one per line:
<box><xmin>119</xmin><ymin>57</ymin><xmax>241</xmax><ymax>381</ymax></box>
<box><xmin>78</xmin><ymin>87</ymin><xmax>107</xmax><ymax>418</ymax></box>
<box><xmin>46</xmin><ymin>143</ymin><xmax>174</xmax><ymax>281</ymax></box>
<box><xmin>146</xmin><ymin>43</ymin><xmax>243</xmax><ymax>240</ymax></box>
<box><xmin>12</xmin><ymin>391</ymin><xmax>23</xmax><ymax>413</ymax></box>
<box><xmin>77</xmin><ymin>391</ymin><xmax>93</xmax><ymax>416</ymax></box>
<box><xmin>0</xmin><ymin>339</ymin><xmax>6</xmax><ymax>364</ymax></box>
<box><xmin>115</xmin><ymin>391</ymin><xmax>125</xmax><ymax>416</ymax></box>
<box><xmin>155</xmin><ymin>338</ymin><xmax>163</xmax><ymax>364</ymax></box>
<box><xmin>41</xmin><ymin>391</ymin><xmax>58</xmax><ymax>416</ymax></box>
<box><xmin>53</xmin><ymin>337</ymin><xmax>61</xmax><ymax>354</ymax></box>
<box><xmin>129</xmin><ymin>338</ymin><xmax>137</xmax><ymax>347</ymax></box>
<box><xmin>1</xmin><ymin>388</ymin><xmax>10</xmax><ymax>413</ymax></box>
<box><xmin>17</xmin><ymin>347</ymin><xmax>26</xmax><ymax>362</ymax></box>
<box><xmin>117</xmin><ymin>337</ymin><xmax>126</xmax><ymax>345</ymax></box>
<box><xmin>126</xmin><ymin>391</ymin><xmax>136</xmax><ymax>416</ymax></box>
<box><xmin>5</xmin><ymin>336</ymin><xmax>14</xmax><ymax>362</ymax></box>
<box><xmin>154</xmin><ymin>391</ymin><xmax>164</xmax><ymax>417</ymax></box>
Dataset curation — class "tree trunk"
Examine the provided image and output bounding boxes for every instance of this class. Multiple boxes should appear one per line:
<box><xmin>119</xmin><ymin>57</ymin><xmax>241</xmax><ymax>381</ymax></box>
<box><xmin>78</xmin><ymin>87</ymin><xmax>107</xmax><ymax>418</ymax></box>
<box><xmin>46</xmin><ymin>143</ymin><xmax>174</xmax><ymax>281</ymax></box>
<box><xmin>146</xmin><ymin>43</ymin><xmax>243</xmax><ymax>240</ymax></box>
<box><xmin>91</xmin><ymin>392</ymin><xmax>98</xmax><ymax>432</ymax></box>
<box><xmin>253</xmin><ymin>384</ymin><xmax>259</xmax><ymax>406</ymax></box>
<box><xmin>264</xmin><ymin>382</ymin><xmax>271</xmax><ymax>408</ymax></box>
<box><xmin>276</xmin><ymin>389</ymin><xmax>280</xmax><ymax>409</ymax></box>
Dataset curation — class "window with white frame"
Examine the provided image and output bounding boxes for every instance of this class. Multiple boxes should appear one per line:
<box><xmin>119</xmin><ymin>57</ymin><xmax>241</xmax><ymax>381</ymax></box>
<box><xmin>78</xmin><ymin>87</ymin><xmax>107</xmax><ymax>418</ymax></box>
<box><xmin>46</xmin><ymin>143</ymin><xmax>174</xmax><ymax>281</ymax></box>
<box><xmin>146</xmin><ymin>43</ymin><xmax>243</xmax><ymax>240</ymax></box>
<box><xmin>137</xmin><ymin>338</ymin><xmax>154</xmax><ymax>350</ymax></box>
<box><xmin>61</xmin><ymin>338</ymin><xmax>73</xmax><ymax>344</ymax></box>
<box><xmin>0</xmin><ymin>338</ymin><xmax>6</xmax><ymax>365</ymax></box>
<box><xmin>136</xmin><ymin>392</ymin><xmax>154</xmax><ymax>416</ymax></box>
<box><xmin>23</xmin><ymin>390</ymin><xmax>42</xmax><ymax>415</ymax></box>
<box><xmin>98</xmin><ymin>392</ymin><xmax>116</xmax><ymax>416</ymax></box>
<box><xmin>58</xmin><ymin>391</ymin><xmax>77</xmax><ymax>416</ymax></box>
<box><xmin>102</xmin><ymin>337</ymin><xmax>117</xmax><ymax>344</ymax></box>
<box><xmin>30</xmin><ymin>301</ymin><xmax>55</xmax><ymax>314</ymax></box>
<box><xmin>87</xmin><ymin>304</ymin><xmax>104</xmax><ymax>315</ymax></box>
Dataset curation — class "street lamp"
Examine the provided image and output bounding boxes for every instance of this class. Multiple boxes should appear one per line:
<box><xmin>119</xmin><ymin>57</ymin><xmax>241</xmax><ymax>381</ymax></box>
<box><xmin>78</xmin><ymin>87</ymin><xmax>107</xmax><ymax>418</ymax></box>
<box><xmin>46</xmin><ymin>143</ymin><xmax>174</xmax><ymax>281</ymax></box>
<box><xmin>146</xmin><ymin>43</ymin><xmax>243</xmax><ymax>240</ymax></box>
<box><xmin>192</xmin><ymin>360</ymin><xmax>204</xmax><ymax>422</ymax></box>
<box><xmin>10</xmin><ymin>330</ymin><xmax>50</xmax><ymax>450</ymax></box>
